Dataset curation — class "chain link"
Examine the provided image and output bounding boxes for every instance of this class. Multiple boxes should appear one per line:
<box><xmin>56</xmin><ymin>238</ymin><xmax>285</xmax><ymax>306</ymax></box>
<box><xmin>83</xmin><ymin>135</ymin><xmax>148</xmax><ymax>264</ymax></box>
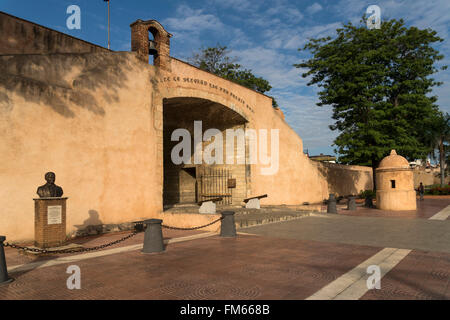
<box><xmin>4</xmin><ymin>231</ymin><xmax>139</xmax><ymax>255</ymax></box>
<box><xmin>161</xmin><ymin>217</ymin><xmax>224</xmax><ymax>231</ymax></box>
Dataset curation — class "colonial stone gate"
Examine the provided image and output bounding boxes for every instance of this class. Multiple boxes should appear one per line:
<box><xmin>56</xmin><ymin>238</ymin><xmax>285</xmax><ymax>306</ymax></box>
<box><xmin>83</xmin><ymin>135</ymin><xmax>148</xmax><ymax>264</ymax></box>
<box><xmin>161</xmin><ymin>97</ymin><xmax>248</xmax><ymax>207</ymax></box>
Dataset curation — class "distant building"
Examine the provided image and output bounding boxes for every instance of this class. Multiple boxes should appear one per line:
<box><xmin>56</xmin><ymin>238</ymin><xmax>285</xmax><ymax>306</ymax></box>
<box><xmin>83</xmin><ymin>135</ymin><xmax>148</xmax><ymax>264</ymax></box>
<box><xmin>409</xmin><ymin>157</ymin><xmax>438</xmax><ymax>169</ymax></box>
<box><xmin>309</xmin><ymin>153</ymin><xmax>336</xmax><ymax>163</ymax></box>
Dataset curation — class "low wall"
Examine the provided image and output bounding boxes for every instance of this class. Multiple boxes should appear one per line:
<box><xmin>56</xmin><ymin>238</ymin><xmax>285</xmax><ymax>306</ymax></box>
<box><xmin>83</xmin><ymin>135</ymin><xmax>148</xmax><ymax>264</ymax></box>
<box><xmin>413</xmin><ymin>169</ymin><xmax>450</xmax><ymax>187</ymax></box>
<box><xmin>312</xmin><ymin>161</ymin><xmax>373</xmax><ymax>197</ymax></box>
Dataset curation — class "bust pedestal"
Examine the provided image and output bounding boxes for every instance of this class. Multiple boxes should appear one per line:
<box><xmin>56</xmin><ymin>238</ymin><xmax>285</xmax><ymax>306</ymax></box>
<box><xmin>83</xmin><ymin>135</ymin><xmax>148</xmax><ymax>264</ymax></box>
<box><xmin>33</xmin><ymin>197</ymin><xmax>68</xmax><ymax>248</ymax></box>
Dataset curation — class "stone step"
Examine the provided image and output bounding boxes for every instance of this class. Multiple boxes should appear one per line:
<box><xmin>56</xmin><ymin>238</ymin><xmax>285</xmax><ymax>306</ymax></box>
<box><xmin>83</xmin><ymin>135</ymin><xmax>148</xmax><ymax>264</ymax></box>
<box><xmin>235</xmin><ymin>212</ymin><xmax>312</xmax><ymax>229</ymax></box>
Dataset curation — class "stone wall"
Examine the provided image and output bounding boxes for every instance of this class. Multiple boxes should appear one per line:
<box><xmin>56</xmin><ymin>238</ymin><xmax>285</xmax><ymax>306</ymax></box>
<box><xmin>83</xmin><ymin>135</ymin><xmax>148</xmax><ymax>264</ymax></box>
<box><xmin>0</xmin><ymin>11</ymin><xmax>109</xmax><ymax>55</ymax></box>
<box><xmin>0</xmin><ymin>43</ymin><xmax>375</xmax><ymax>242</ymax></box>
<box><xmin>413</xmin><ymin>169</ymin><xmax>450</xmax><ymax>187</ymax></box>
<box><xmin>0</xmin><ymin>51</ymin><xmax>161</xmax><ymax>241</ymax></box>
<box><xmin>312</xmin><ymin>161</ymin><xmax>373</xmax><ymax>198</ymax></box>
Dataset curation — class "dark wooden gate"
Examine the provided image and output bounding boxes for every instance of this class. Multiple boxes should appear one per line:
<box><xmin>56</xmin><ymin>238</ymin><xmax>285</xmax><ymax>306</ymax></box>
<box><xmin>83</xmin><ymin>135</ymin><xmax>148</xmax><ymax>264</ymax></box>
<box><xmin>198</xmin><ymin>168</ymin><xmax>232</xmax><ymax>205</ymax></box>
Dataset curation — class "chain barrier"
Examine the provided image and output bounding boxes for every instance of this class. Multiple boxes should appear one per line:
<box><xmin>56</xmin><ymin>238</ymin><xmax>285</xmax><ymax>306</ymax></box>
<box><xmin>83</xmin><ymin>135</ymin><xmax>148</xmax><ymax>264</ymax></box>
<box><xmin>4</xmin><ymin>231</ymin><xmax>139</xmax><ymax>255</ymax></box>
<box><xmin>4</xmin><ymin>217</ymin><xmax>224</xmax><ymax>254</ymax></box>
<box><xmin>161</xmin><ymin>216</ymin><xmax>224</xmax><ymax>231</ymax></box>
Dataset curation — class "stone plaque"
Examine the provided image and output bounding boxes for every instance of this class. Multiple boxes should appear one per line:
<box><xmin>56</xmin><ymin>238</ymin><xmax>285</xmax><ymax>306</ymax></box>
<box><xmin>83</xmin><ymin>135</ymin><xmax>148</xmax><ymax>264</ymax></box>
<box><xmin>228</xmin><ymin>178</ymin><xmax>236</xmax><ymax>189</ymax></box>
<box><xmin>47</xmin><ymin>205</ymin><xmax>62</xmax><ymax>225</ymax></box>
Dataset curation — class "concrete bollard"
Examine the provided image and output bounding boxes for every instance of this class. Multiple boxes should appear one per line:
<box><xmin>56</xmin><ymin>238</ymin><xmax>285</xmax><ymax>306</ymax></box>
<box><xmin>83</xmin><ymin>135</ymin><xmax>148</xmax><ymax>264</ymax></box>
<box><xmin>364</xmin><ymin>197</ymin><xmax>374</xmax><ymax>208</ymax></box>
<box><xmin>347</xmin><ymin>196</ymin><xmax>356</xmax><ymax>211</ymax></box>
<box><xmin>220</xmin><ymin>211</ymin><xmax>236</xmax><ymax>238</ymax></box>
<box><xmin>0</xmin><ymin>236</ymin><xmax>13</xmax><ymax>286</ymax></box>
<box><xmin>327</xmin><ymin>194</ymin><xmax>337</xmax><ymax>214</ymax></box>
<box><xmin>142</xmin><ymin>219</ymin><xmax>165</xmax><ymax>254</ymax></box>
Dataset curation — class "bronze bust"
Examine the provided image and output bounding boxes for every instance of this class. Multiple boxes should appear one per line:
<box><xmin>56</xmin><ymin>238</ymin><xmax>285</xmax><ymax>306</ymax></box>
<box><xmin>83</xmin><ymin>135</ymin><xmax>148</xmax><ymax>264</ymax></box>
<box><xmin>37</xmin><ymin>172</ymin><xmax>63</xmax><ymax>198</ymax></box>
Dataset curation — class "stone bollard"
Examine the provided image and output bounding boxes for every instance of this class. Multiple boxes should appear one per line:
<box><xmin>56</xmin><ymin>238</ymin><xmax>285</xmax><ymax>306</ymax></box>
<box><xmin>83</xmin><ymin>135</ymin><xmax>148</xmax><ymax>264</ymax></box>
<box><xmin>220</xmin><ymin>211</ymin><xmax>236</xmax><ymax>238</ymax></box>
<box><xmin>364</xmin><ymin>197</ymin><xmax>374</xmax><ymax>208</ymax></box>
<box><xmin>0</xmin><ymin>236</ymin><xmax>13</xmax><ymax>286</ymax></box>
<box><xmin>142</xmin><ymin>219</ymin><xmax>165</xmax><ymax>254</ymax></box>
<box><xmin>347</xmin><ymin>196</ymin><xmax>356</xmax><ymax>211</ymax></box>
<box><xmin>327</xmin><ymin>194</ymin><xmax>337</xmax><ymax>214</ymax></box>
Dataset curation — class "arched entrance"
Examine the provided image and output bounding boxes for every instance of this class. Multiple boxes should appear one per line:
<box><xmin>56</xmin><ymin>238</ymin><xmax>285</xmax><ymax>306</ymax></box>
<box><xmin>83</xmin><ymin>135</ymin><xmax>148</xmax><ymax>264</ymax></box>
<box><xmin>162</xmin><ymin>97</ymin><xmax>249</xmax><ymax>208</ymax></box>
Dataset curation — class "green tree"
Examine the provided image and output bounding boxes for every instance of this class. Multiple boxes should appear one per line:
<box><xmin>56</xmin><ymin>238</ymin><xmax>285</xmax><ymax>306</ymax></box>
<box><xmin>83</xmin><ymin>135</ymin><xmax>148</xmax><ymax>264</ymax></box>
<box><xmin>295</xmin><ymin>18</ymin><xmax>446</xmax><ymax>189</ymax></box>
<box><xmin>190</xmin><ymin>45</ymin><xmax>278</xmax><ymax>107</ymax></box>
<box><xmin>424</xmin><ymin>112</ymin><xmax>450</xmax><ymax>187</ymax></box>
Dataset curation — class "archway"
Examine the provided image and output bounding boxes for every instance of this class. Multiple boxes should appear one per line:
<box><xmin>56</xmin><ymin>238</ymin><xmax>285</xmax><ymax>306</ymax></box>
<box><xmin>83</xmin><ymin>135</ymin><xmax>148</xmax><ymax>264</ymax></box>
<box><xmin>162</xmin><ymin>97</ymin><xmax>249</xmax><ymax>209</ymax></box>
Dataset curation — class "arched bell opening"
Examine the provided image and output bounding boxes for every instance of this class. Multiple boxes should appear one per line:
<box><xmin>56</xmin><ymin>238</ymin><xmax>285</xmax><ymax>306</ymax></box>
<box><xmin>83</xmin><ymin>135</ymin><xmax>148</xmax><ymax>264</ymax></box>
<box><xmin>148</xmin><ymin>27</ymin><xmax>159</xmax><ymax>65</ymax></box>
<box><xmin>130</xmin><ymin>19</ymin><xmax>172</xmax><ymax>68</ymax></box>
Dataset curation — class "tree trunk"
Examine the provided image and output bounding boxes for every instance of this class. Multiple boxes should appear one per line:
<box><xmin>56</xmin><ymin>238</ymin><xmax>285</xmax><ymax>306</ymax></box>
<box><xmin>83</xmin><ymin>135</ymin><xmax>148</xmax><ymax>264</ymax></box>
<box><xmin>372</xmin><ymin>165</ymin><xmax>376</xmax><ymax>191</ymax></box>
<box><xmin>440</xmin><ymin>139</ymin><xmax>445</xmax><ymax>187</ymax></box>
<box><xmin>371</xmin><ymin>157</ymin><xmax>379</xmax><ymax>192</ymax></box>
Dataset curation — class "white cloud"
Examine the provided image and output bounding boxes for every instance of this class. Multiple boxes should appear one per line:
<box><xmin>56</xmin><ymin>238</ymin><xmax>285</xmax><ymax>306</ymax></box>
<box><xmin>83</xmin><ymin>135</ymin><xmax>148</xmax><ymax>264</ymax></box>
<box><xmin>306</xmin><ymin>3</ymin><xmax>323</xmax><ymax>15</ymax></box>
<box><xmin>261</xmin><ymin>21</ymin><xmax>341</xmax><ymax>50</ymax></box>
<box><xmin>163</xmin><ymin>5</ymin><xmax>225</xmax><ymax>34</ymax></box>
<box><xmin>161</xmin><ymin>3</ymin><xmax>238</xmax><ymax>58</ymax></box>
<box><xmin>233</xmin><ymin>46</ymin><xmax>307</xmax><ymax>90</ymax></box>
<box><xmin>279</xmin><ymin>93</ymin><xmax>337</xmax><ymax>150</ymax></box>
<box><xmin>210</xmin><ymin>0</ymin><xmax>255</xmax><ymax>12</ymax></box>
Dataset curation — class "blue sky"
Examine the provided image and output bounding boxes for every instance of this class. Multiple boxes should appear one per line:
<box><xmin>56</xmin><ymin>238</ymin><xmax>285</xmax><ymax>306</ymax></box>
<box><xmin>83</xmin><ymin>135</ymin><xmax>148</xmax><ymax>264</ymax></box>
<box><xmin>1</xmin><ymin>0</ymin><xmax>449</xmax><ymax>157</ymax></box>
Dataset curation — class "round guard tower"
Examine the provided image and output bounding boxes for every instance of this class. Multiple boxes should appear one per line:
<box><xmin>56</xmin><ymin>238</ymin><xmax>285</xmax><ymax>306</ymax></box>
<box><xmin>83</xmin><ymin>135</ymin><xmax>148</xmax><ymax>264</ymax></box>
<box><xmin>376</xmin><ymin>150</ymin><xmax>416</xmax><ymax>211</ymax></box>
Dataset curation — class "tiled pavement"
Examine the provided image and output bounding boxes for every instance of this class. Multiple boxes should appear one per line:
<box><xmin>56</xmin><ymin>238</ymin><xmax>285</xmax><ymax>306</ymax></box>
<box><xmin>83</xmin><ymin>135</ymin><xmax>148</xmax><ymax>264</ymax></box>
<box><xmin>362</xmin><ymin>250</ymin><xmax>450</xmax><ymax>300</ymax></box>
<box><xmin>242</xmin><ymin>214</ymin><xmax>450</xmax><ymax>253</ymax></box>
<box><xmin>1</xmin><ymin>234</ymin><xmax>382</xmax><ymax>299</ymax></box>
<box><xmin>1</xmin><ymin>198</ymin><xmax>449</xmax><ymax>300</ymax></box>
<box><xmin>336</xmin><ymin>197</ymin><xmax>450</xmax><ymax>220</ymax></box>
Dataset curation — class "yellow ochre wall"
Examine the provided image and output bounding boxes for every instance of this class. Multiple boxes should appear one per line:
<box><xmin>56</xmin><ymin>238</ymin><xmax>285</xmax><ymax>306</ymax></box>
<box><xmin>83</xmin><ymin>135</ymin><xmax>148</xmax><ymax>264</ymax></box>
<box><xmin>0</xmin><ymin>52</ymin><xmax>373</xmax><ymax>241</ymax></box>
<box><xmin>0</xmin><ymin>52</ymin><xmax>161</xmax><ymax>241</ymax></box>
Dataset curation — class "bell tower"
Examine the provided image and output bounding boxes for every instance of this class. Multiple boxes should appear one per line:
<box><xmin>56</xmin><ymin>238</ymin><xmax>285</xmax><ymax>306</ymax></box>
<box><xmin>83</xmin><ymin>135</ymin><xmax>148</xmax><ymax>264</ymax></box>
<box><xmin>130</xmin><ymin>19</ymin><xmax>172</xmax><ymax>70</ymax></box>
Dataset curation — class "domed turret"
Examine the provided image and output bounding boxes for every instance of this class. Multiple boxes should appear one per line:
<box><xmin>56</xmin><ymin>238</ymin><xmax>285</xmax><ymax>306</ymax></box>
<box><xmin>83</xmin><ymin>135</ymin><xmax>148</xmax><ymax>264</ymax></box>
<box><xmin>376</xmin><ymin>150</ymin><xmax>416</xmax><ymax>211</ymax></box>
<box><xmin>378</xmin><ymin>150</ymin><xmax>410</xmax><ymax>169</ymax></box>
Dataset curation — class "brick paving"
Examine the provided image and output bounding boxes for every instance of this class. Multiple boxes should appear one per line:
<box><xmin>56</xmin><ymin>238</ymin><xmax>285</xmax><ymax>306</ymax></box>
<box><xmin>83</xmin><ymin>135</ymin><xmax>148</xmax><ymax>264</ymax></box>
<box><xmin>0</xmin><ymin>234</ymin><xmax>380</xmax><ymax>300</ymax></box>
<box><xmin>1</xmin><ymin>198</ymin><xmax>449</xmax><ymax>300</ymax></box>
<box><xmin>243</xmin><ymin>214</ymin><xmax>450</xmax><ymax>253</ymax></box>
<box><xmin>362</xmin><ymin>250</ymin><xmax>450</xmax><ymax>300</ymax></box>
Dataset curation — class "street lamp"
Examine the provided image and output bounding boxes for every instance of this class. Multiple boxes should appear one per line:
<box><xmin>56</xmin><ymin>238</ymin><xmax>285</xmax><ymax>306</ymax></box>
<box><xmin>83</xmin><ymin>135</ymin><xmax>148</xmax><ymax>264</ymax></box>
<box><xmin>104</xmin><ymin>0</ymin><xmax>110</xmax><ymax>49</ymax></box>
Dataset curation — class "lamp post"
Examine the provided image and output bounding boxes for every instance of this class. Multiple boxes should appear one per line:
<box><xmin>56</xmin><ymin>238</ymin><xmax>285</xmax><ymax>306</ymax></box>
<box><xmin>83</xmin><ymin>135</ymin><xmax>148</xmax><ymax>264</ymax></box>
<box><xmin>104</xmin><ymin>0</ymin><xmax>110</xmax><ymax>49</ymax></box>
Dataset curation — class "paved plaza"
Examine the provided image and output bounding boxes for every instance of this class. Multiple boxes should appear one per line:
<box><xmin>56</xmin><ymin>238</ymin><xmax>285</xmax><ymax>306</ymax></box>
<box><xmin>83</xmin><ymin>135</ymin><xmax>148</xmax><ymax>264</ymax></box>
<box><xmin>1</xmin><ymin>197</ymin><xmax>449</xmax><ymax>300</ymax></box>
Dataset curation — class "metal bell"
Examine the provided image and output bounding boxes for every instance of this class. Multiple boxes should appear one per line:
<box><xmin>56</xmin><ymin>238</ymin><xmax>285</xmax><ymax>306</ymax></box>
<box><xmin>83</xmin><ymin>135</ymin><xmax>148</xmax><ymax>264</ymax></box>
<box><xmin>148</xmin><ymin>40</ymin><xmax>158</xmax><ymax>56</ymax></box>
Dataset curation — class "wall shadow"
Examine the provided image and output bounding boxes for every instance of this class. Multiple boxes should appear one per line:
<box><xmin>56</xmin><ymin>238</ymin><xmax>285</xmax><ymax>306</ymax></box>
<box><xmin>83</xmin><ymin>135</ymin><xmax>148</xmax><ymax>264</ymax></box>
<box><xmin>0</xmin><ymin>52</ymin><xmax>132</xmax><ymax>118</ymax></box>
<box><xmin>73</xmin><ymin>209</ymin><xmax>104</xmax><ymax>236</ymax></box>
<box><xmin>315</xmin><ymin>162</ymin><xmax>373</xmax><ymax>197</ymax></box>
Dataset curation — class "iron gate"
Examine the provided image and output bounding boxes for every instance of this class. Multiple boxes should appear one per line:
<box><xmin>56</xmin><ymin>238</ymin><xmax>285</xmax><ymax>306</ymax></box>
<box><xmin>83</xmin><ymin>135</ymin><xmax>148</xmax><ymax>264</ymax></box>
<box><xmin>198</xmin><ymin>168</ymin><xmax>233</xmax><ymax>205</ymax></box>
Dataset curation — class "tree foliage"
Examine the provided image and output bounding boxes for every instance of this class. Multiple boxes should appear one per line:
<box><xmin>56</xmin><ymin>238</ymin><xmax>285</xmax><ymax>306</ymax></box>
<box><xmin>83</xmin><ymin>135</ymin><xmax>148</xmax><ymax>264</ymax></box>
<box><xmin>190</xmin><ymin>45</ymin><xmax>278</xmax><ymax>107</ymax></box>
<box><xmin>295</xmin><ymin>17</ymin><xmax>446</xmax><ymax>186</ymax></box>
<box><xmin>423</xmin><ymin>111</ymin><xmax>450</xmax><ymax>186</ymax></box>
